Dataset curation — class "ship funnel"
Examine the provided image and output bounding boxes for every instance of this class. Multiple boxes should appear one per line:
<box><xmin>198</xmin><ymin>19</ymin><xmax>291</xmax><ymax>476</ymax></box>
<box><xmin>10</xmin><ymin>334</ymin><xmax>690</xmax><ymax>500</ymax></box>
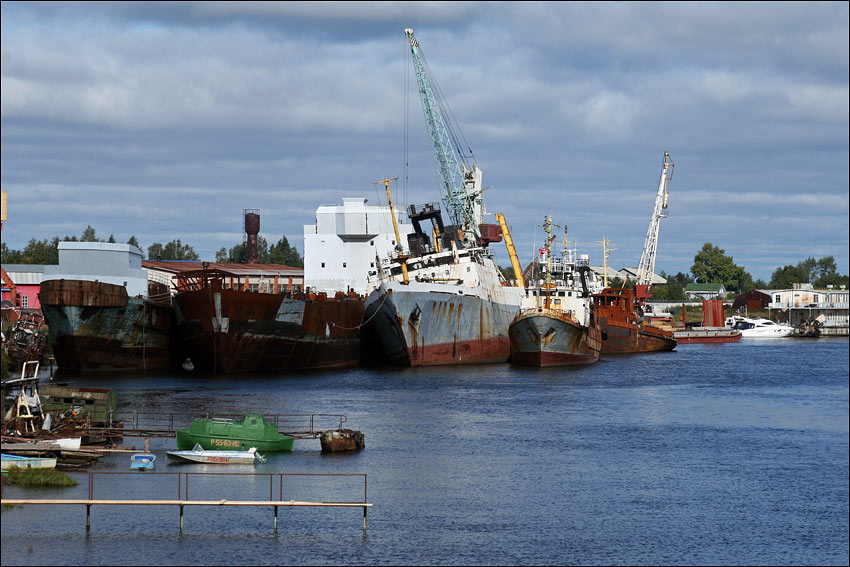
<box><xmin>244</xmin><ymin>209</ymin><xmax>260</xmax><ymax>264</ymax></box>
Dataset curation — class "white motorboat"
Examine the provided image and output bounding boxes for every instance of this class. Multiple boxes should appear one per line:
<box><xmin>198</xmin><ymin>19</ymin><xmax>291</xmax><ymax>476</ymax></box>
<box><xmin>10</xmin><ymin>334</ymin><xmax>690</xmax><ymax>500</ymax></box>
<box><xmin>725</xmin><ymin>316</ymin><xmax>795</xmax><ymax>338</ymax></box>
<box><xmin>166</xmin><ymin>443</ymin><xmax>266</xmax><ymax>464</ymax></box>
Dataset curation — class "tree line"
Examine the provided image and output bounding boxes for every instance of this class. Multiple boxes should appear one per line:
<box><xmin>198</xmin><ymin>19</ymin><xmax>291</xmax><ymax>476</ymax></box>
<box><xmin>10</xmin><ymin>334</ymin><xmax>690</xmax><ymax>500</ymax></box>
<box><xmin>631</xmin><ymin>243</ymin><xmax>846</xmax><ymax>301</ymax></box>
<box><xmin>0</xmin><ymin>225</ymin><xmax>303</xmax><ymax>268</ymax></box>
<box><xmin>499</xmin><ymin>241</ymin><xmax>848</xmax><ymax>301</ymax></box>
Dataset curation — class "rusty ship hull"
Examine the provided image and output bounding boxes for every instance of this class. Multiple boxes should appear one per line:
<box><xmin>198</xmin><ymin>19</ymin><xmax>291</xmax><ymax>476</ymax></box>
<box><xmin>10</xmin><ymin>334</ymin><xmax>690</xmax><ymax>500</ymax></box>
<box><xmin>362</xmin><ymin>250</ymin><xmax>524</xmax><ymax>366</ymax></box>
<box><xmin>172</xmin><ymin>273</ymin><xmax>363</xmax><ymax>373</ymax></box>
<box><xmin>593</xmin><ymin>288</ymin><xmax>677</xmax><ymax>354</ymax></box>
<box><xmin>509</xmin><ymin>308</ymin><xmax>602</xmax><ymax>367</ymax></box>
<box><xmin>39</xmin><ymin>279</ymin><xmax>177</xmax><ymax>372</ymax></box>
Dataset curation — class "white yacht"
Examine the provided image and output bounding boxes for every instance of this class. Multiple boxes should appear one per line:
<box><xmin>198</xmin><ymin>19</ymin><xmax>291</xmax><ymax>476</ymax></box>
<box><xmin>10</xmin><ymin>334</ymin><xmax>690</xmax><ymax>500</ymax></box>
<box><xmin>725</xmin><ymin>316</ymin><xmax>795</xmax><ymax>338</ymax></box>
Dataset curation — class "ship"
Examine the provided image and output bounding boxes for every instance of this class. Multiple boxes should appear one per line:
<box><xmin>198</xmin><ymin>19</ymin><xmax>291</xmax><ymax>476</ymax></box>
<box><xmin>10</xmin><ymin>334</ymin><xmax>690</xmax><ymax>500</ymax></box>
<box><xmin>361</xmin><ymin>29</ymin><xmax>525</xmax><ymax>366</ymax></box>
<box><xmin>363</xmin><ymin>207</ymin><xmax>524</xmax><ymax>365</ymax></box>
<box><xmin>509</xmin><ymin>219</ymin><xmax>603</xmax><ymax>367</ymax></box>
<box><xmin>39</xmin><ymin>242</ymin><xmax>178</xmax><ymax>372</ymax></box>
<box><xmin>172</xmin><ymin>266</ymin><xmax>363</xmax><ymax>373</ymax></box>
<box><xmin>592</xmin><ymin>287</ymin><xmax>677</xmax><ymax>353</ymax></box>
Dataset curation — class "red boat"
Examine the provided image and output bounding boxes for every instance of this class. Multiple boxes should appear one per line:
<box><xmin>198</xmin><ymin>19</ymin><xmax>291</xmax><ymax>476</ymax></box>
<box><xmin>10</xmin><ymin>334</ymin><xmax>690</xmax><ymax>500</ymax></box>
<box><xmin>592</xmin><ymin>288</ymin><xmax>677</xmax><ymax>354</ymax></box>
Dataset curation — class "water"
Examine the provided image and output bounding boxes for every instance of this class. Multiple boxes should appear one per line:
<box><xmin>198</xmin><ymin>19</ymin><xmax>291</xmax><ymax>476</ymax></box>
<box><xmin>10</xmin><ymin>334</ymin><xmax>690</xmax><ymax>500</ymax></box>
<box><xmin>2</xmin><ymin>338</ymin><xmax>848</xmax><ymax>565</ymax></box>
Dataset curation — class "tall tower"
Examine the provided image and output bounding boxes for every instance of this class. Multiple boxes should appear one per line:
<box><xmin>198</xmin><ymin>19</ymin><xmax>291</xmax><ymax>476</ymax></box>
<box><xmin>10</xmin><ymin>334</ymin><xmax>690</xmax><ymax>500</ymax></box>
<box><xmin>244</xmin><ymin>209</ymin><xmax>260</xmax><ymax>264</ymax></box>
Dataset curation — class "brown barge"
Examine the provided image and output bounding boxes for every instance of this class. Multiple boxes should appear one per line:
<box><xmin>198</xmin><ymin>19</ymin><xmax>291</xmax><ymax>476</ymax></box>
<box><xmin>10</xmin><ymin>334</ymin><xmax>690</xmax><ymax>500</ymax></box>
<box><xmin>592</xmin><ymin>287</ymin><xmax>677</xmax><ymax>354</ymax></box>
<box><xmin>172</xmin><ymin>268</ymin><xmax>364</xmax><ymax>373</ymax></box>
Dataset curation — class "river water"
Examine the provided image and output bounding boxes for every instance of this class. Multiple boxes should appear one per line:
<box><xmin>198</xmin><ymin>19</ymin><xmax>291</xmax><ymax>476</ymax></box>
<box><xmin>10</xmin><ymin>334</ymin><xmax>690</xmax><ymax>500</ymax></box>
<box><xmin>2</xmin><ymin>338</ymin><xmax>848</xmax><ymax>566</ymax></box>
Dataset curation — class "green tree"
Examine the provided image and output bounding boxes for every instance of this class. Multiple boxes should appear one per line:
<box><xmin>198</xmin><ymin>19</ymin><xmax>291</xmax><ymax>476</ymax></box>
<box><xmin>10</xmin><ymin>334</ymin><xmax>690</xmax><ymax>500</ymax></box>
<box><xmin>20</xmin><ymin>238</ymin><xmax>59</xmax><ymax>264</ymax></box>
<box><xmin>215</xmin><ymin>248</ymin><xmax>229</xmax><ymax>262</ymax></box>
<box><xmin>80</xmin><ymin>225</ymin><xmax>98</xmax><ymax>242</ymax></box>
<box><xmin>148</xmin><ymin>240</ymin><xmax>200</xmax><ymax>261</ymax></box>
<box><xmin>1</xmin><ymin>242</ymin><xmax>22</xmax><ymax>263</ymax></box>
<box><xmin>127</xmin><ymin>236</ymin><xmax>143</xmax><ymax>257</ymax></box>
<box><xmin>690</xmin><ymin>243</ymin><xmax>752</xmax><ymax>292</ymax></box>
<box><xmin>269</xmin><ymin>236</ymin><xmax>303</xmax><ymax>267</ymax></box>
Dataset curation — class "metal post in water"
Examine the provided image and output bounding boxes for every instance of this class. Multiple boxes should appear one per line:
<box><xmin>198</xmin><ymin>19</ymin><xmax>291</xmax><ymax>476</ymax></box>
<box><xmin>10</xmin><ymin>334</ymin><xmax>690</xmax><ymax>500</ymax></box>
<box><xmin>86</xmin><ymin>504</ymin><xmax>91</xmax><ymax>531</ymax></box>
<box><xmin>180</xmin><ymin>504</ymin><xmax>184</xmax><ymax>531</ymax></box>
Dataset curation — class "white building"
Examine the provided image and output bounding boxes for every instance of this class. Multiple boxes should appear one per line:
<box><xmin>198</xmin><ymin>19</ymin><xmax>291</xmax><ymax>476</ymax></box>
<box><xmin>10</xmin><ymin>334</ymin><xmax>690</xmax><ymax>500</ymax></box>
<box><xmin>303</xmin><ymin>198</ymin><xmax>414</xmax><ymax>295</ymax></box>
<box><xmin>43</xmin><ymin>242</ymin><xmax>149</xmax><ymax>297</ymax></box>
<box><xmin>768</xmin><ymin>283</ymin><xmax>849</xmax><ymax>335</ymax></box>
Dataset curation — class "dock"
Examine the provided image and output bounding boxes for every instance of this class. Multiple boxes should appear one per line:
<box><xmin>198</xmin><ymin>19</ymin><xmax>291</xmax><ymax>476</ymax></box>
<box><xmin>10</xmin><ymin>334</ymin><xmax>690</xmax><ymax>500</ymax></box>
<box><xmin>1</xmin><ymin>470</ymin><xmax>372</xmax><ymax>532</ymax></box>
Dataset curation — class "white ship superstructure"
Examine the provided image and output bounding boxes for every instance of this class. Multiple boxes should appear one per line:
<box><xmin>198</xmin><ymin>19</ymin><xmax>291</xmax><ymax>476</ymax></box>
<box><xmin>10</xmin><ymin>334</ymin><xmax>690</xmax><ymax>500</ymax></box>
<box><xmin>303</xmin><ymin>197</ymin><xmax>414</xmax><ymax>295</ymax></box>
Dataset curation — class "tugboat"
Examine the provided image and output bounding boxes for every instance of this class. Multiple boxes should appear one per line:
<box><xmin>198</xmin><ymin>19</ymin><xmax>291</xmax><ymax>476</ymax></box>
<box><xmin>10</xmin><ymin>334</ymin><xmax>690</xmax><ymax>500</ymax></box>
<box><xmin>593</xmin><ymin>287</ymin><xmax>677</xmax><ymax>353</ymax></box>
<box><xmin>175</xmin><ymin>414</ymin><xmax>294</xmax><ymax>452</ymax></box>
<box><xmin>509</xmin><ymin>218</ymin><xmax>603</xmax><ymax>367</ymax></box>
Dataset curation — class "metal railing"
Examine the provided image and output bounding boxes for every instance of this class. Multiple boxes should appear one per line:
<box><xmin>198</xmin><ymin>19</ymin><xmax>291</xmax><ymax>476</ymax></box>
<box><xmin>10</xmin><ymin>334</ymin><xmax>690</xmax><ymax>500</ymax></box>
<box><xmin>2</xmin><ymin>470</ymin><xmax>371</xmax><ymax>533</ymax></box>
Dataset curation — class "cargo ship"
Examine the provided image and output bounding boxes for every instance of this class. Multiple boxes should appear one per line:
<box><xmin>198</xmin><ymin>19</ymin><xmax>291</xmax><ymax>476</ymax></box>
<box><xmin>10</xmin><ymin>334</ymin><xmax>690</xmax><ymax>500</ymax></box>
<box><xmin>509</xmin><ymin>220</ymin><xmax>603</xmax><ymax>367</ymax></box>
<box><xmin>39</xmin><ymin>242</ymin><xmax>178</xmax><ymax>372</ymax></box>
<box><xmin>172</xmin><ymin>267</ymin><xmax>363</xmax><ymax>373</ymax></box>
<box><xmin>361</xmin><ymin>30</ymin><xmax>527</xmax><ymax>366</ymax></box>
<box><xmin>592</xmin><ymin>287</ymin><xmax>677</xmax><ymax>353</ymax></box>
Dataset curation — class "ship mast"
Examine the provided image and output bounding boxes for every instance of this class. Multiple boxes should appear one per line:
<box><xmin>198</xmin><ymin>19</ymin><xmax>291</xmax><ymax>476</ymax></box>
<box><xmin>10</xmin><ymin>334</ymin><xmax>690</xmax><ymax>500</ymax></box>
<box><xmin>405</xmin><ymin>27</ymin><xmax>482</xmax><ymax>246</ymax></box>
<box><xmin>541</xmin><ymin>214</ymin><xmax>560</xmax><ymax>309</ymax></box>
<box><xmin>374</xmin><ymin>176</ymin><xmax>409</xmax><ymax>285</ymax></box>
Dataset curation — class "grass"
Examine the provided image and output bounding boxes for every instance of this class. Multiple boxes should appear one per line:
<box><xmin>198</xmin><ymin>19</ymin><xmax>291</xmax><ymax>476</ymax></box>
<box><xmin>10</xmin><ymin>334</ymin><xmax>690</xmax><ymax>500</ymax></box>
<box><xmin>2</xmin><ymin>467</ymin><xmax>78</xmax><ymax>488</ymax></box>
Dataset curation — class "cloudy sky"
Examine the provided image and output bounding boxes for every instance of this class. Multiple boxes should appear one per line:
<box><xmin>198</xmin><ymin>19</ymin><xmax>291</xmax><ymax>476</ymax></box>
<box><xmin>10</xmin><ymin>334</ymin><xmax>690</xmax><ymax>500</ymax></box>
<box><xmin>2</xmin><ymin>1</ymin><xmax>848</xmax><ymax>282</ymax></box>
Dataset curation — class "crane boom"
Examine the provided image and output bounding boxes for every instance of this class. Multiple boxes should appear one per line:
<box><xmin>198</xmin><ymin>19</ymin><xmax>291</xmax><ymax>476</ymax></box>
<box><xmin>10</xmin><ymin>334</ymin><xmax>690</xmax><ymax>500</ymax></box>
<box><xmin>636</xmin><ymin>152</ymin><xmax>674</xmax><ymax>288</ymax></box>
<box><xmin>405</xmin><ymin>28</ymin><xmax>482</xmax><ymax>242</ymax></box>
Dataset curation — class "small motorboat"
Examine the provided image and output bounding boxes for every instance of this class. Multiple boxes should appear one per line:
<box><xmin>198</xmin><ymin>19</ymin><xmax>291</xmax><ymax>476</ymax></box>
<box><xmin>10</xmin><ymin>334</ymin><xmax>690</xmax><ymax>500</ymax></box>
<box><xmin>130</xmin><ymin>453</ymin><xmax>156</xmax><ymax>471</ymax></box>
<box><xmin>166</xmin><ymin>443</ymin><xmax>266</xmax><ymax>465</ymax></box>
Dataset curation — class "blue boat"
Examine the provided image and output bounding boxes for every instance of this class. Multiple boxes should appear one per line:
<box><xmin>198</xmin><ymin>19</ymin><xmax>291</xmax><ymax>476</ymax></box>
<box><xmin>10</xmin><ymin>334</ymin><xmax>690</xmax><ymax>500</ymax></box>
<box><xmin>130</xmin><ymin>453</ymin><xmax>156</xmax><ymax>471</ymax></box>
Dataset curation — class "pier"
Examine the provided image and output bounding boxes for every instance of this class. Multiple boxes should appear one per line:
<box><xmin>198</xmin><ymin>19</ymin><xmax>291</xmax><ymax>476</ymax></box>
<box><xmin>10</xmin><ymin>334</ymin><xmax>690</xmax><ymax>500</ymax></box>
<box><xmin>1</xmin><ymin>470</ymin><xmax>372</xmax><ymax>532</ymax></box>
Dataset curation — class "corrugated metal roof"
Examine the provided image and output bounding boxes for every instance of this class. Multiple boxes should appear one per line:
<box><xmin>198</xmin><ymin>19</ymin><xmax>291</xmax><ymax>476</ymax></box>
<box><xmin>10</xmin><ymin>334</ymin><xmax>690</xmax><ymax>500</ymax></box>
<box><xmin>2</xmin><ymin>264</ymin><xmax>46</xmax><ymax>285</ymax></box>
<box><xmin>142</xmin><ymin>261</ymin><xmax>303</xmax><ymax>277</ymax></box>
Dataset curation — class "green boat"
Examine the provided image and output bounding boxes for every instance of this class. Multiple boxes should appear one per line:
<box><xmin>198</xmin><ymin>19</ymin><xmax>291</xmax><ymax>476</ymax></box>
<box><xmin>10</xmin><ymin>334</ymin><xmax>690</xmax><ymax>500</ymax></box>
<box><xmin>175</xmin><ymin>414</ymin><xmax>294</xmax><ymax>452</ymax></box>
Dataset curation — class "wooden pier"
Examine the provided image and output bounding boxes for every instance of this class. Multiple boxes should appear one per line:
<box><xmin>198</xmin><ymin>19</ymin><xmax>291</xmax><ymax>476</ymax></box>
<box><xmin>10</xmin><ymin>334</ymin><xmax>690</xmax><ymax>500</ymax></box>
<box><xmin>1</xmin><ymin>470</ymin><xmax>372</xmax><ymax>533</ymax></box>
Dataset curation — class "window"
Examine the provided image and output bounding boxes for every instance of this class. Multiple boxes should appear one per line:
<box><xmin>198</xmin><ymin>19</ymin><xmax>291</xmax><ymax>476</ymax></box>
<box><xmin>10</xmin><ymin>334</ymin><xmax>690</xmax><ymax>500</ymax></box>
<box><xmin>321</xmin><ymin>262</ymin><xmax>325</xmax><ymax>268</ymax></box>
<box><xmin>343</xmin><ymin>262</ymin><xmax>347</xmax><ymax>268</ymax></box>
<box><xmin>22</xmin><ymin>296</ymin><xmax>29</xmax><ymax>308</ymax></box>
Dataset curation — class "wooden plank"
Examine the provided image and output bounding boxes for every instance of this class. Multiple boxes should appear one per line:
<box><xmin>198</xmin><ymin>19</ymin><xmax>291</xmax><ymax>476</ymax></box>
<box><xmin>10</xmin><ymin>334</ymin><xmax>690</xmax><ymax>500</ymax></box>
<box><xmin>2</xmin><ymin>498</ymin><xmax>371</xmax><ymax>507</ymax></box>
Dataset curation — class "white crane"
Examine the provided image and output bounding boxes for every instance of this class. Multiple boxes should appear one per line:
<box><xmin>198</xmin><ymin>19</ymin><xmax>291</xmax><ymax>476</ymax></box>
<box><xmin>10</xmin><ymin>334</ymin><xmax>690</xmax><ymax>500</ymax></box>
<box><xmin>635</xmin><ymin>152</ymin><xmax>674</xmax><ymax>301</ymax></box>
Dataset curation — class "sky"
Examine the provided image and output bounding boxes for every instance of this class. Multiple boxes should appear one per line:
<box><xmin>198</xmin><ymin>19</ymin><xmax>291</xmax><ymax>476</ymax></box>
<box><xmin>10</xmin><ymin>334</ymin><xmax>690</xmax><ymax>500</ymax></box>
<box><xmin>1</xmin><ymin>1</ymin><xmax>848</xmax><ymax>282</ymax></box>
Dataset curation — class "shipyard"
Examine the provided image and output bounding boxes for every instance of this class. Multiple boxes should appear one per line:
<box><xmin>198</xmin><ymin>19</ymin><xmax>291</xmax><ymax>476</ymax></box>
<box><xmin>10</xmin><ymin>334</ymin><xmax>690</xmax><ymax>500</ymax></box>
<box><xmin>2</xmin><ymin>4</ymin><xmax>848</xmax><ymax>567</ymax></box>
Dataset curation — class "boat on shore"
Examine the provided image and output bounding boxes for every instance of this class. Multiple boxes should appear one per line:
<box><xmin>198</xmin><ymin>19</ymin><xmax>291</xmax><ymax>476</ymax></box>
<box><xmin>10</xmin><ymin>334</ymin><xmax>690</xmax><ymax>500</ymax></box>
<box><xmin>1</xmin><ymin>453</ymin><xmax>57</xmax><ymax>470</ymax></box>
<box><xmin>167</xmin><ymin>443</ymin><xmax>266</xmax><ymax>464</ymax></box>
<box><xmin>172</xmin><ymin>267</ymin><xmax>363</xmax><ymax>373</ymax></box>
<box><xmin>509</xmin><ymin>220</ymin><xmax>602</xmax><ymax>367</ymax></box>
<box><xmin>175</xmin><ymin>414</ymin><xmax>294</xmax><ymax>452</ymax></box>
<box><xmin>592</xmin><ymin>288</ymin><xmax>677</xmax><ymax>353</ymax></box>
